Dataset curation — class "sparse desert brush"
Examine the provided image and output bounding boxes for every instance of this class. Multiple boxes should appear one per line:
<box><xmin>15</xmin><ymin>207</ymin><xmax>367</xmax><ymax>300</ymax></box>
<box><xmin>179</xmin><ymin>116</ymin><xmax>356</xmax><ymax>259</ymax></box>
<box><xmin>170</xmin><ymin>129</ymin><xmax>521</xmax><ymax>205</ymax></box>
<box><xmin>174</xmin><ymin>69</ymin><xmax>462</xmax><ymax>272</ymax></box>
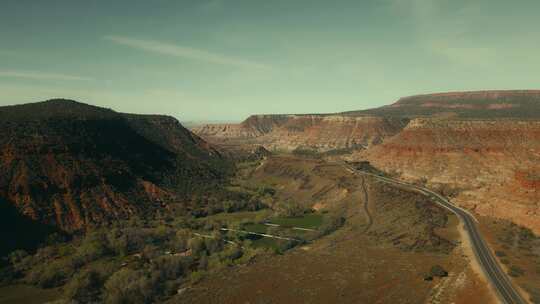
<box><xmin>189</xmin><ymin>270</ymin><xmax>206</xmax><ymax>284</ymax></box>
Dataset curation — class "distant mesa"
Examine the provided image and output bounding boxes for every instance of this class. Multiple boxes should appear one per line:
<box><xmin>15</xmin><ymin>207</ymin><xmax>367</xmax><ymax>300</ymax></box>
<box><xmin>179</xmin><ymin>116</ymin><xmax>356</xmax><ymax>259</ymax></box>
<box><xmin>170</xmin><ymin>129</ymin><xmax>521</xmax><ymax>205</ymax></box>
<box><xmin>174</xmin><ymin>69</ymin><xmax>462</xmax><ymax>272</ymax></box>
<box><xmin>344</xmin><ymin>89</ymin><xmax>540</xmax><ymax>119</ymax></box>
<box><xmin>194</xmin><ymin>90</ymin><xmax>540</xmax><ymax>150</ymax></box>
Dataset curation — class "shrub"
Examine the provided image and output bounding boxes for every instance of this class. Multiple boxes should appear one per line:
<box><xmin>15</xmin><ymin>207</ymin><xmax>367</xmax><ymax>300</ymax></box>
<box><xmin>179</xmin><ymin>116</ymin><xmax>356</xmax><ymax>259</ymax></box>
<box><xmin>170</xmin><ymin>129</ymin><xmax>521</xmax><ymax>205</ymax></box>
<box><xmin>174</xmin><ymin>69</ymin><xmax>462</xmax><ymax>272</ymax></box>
<box><xmin>208</xmin><ymin>254</ymin><xmax>229</xmax><ymax>270</ymax></box>
<box><xmin>518</xmin><ymin>228</ymin><xmax>535</xmax><ymax>241</ymax></box>
<box><xmin>203</xmin><ymin>220</ymin><xmax>221</xmax><ymax>232</ymax></box>
<box><xmin>257</xmin><ymin>186</ymin><xmax>276</xmax><ymax>197</ymax></box>
<box><xmin>174</xmin><ymin>229</ymin><xmax>191</xmax><ymax>252</ymax></box>
<box><xmin>318</xmin><ymin>214</ymin><xmax>345</xmax><ymax>236</ymax></box>
<box><xmin>8</xmin><ymin>250</ymin><xmax>30</xmax><ymax>272</ymax></box>
<box><xmin>26</xmin><ymin>257</ymin><xmax>76</xmax><ymax>288</ymax></box>
<box><xmin>274</xmin><ymin>200</ymin><xmax>310</xmax><ymax>217</ymax></box>
<box><xmin>151</xmin><ymin>255</ymin><xmax>188</xmax><ymax>280</ymax></box>
<box><xmin>75</xmin><ymin>232</ymin><xmax>109</xmax><ymax>264</ymax></box>
<box><xmin>107</xmin><ymin>229</ymin><xmax>129</xmax><ymax>257</ymax></box>
<box><xmin>141</xmin><ymin>245</ymin><xmax>160</xmax><ymax>260</ymax></box>
<box><xmin>104</xmin><ymin>269</ymin><xmax>157</xmax><ymax>304</ymax></box>
<box><xmin>63</xmin><ymin>269</ymin><xmax>102</xmax><ymax>302</ymax></box>
<box><xmin>123</xmin><ymin>228</ymin><xmax>151</xmax><ymax>252</ymax></box>
<box><xmin>508</xmin><ymin>265</ymin><xmax>525</xmax><ymax>277</ymax></box>
<box><xmin>204</xmin><ymin>236</ymin><xmax>223</xmax><ymax>255</ymax></box>
<box><xmin>495</xmin><ymin>250</ymin><xmax>507</xmax><ymax>257</ymax></box>
<box><xmin>190</xmin><ymin>270</ymin><xmax>206</xmax><ymax>284</ymax></box>
<box><xmin>155</xmin><ymin>225</ymin><xmax>171</xmax><ymax>240</ymax></box>
<box><xmin>198</xmin><ymin>254</ymin><xmax>208</xmax><ymax>271</ymax></box>
<box><xmin>188</xmin><ymin>238</ymin><xmax>205</xmax><ymax>256</ymax></box>
<box><xmin>429</xmin><ymin>265</ymin><xmax>448</xmax><ymax>278</ymax></box>
<box><xmin>277</xmin><ymin>240</ymin><xmax>298</xmax><ymax>254</ymax></box>
<box><xmin>222</xmin><ymin>246</ymin><xmax>243</xmax><ymax>261</ymax></box>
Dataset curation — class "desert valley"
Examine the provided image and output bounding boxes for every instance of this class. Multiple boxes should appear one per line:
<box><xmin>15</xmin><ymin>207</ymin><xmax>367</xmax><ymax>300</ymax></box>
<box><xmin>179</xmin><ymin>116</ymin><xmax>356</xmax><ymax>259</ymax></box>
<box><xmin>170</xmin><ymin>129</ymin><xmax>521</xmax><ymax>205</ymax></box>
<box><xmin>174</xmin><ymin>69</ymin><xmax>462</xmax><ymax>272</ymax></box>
<box><xmin>0</xmin><ymin>91</ymin><xmax>538</xmax><ymax>304</ymax></box>
<box><xmin>2</xmin><ymin>1</ymin><xmax>540</xmax><ymax>303</ymax></box>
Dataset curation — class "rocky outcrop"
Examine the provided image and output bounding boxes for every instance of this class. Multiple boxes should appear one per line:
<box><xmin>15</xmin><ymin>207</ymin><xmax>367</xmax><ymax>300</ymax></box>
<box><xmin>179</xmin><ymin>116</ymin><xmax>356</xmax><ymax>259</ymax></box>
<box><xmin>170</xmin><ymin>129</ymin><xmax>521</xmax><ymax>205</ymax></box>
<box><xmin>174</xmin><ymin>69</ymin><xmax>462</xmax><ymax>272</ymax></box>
<box><xmin>191</xmin><ymin>114</ymin><xmax>292</xmax><ymax>140</ymax></box>
<box><xmin>191</xmin><ymin>123</ymin><xmax>262</xmax><ymax>139</ymax></box>
<box><xmin>193</xmin><ymin>114</ymin><xmax>409</xmax><ymax>152</ymax></box>
<box><xmin>0</xmin><ymin>99</ymin><xmax>229</xmax><ymax>232</ymax></box>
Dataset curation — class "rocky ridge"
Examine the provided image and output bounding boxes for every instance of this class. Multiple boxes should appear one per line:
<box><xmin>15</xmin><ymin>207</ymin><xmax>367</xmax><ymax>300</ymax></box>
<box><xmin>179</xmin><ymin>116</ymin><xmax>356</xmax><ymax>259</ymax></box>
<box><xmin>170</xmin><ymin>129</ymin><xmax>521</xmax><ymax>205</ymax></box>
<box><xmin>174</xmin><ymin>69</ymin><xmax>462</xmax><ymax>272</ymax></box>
<box><xmin>0</xmin><ymin>99</ymin><xmax>229</xmax><ymax>232</ymax></box>
<box><xmin>193</xmin><ymin>114</ymin><xmax>409</xmax><ymax>152</ymax></box>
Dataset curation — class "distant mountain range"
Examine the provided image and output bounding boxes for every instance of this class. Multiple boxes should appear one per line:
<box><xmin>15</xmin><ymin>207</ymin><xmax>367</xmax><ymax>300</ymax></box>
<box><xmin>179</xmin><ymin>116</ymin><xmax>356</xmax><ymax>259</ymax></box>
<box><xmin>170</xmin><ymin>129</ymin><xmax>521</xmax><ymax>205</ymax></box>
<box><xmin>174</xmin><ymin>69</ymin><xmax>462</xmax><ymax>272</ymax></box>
<box><xmin>181</xmin><ymin>120</ymin><xmax>241</xmax><ymax>128</ymax></box>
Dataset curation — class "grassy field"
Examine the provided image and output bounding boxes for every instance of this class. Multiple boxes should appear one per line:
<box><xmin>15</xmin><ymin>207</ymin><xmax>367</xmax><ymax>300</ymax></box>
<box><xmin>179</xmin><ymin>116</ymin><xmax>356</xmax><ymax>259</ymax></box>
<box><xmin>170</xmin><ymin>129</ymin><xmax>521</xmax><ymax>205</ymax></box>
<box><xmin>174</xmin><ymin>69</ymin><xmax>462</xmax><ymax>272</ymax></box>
<box><xmin>242</xmin><ymin>223</ymin><xmax>268</xmax><ymax>234</ymax></box>
<box><xmin>198</xmin><ymin>210</ymin><xmax>271</xmax><ymax>225</ymax></box>
<box><xmin>269</xmin><ymin>213</ymin><xmax>324</xmax><ymax>229</ymax></box>
<box><xmin>209</xmin><ymin>212</ymin><xmax>328</xmax><ymax>252</ymax></box>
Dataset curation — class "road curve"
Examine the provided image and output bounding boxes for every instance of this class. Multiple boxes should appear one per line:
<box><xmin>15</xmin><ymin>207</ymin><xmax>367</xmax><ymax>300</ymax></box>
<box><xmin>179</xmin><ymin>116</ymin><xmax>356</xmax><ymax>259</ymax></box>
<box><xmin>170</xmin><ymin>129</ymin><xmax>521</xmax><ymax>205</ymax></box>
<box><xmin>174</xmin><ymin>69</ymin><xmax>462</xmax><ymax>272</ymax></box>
<box><xmin>343</xmin><ymin>164</ymin><xmax>526</xmax><ymax>304</ymax></box>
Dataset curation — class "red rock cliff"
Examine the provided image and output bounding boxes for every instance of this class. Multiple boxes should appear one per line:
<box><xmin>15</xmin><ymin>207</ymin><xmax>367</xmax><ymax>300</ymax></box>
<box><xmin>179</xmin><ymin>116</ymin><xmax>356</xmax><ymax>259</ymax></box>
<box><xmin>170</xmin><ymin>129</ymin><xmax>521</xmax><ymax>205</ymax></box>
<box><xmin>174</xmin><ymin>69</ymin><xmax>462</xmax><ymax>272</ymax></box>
<box><xmin>193</xmin><ymin>114</ymin><xmax>408</xmax><ymax>152</ymax></box>
<box><xmin>0</xmin><ymin>99</ymin><xmax>229</xmax><ymax>232</ymax></box>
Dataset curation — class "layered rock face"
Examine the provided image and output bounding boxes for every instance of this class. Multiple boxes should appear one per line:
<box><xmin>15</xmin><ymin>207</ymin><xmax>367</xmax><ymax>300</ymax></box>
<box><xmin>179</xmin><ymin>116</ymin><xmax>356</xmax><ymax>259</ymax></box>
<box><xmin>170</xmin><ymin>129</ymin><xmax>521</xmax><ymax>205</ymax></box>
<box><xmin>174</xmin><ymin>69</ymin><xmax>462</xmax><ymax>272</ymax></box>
<box><xmin>194</xmin><ymin>90</ymin><xmax>540</xmax><ymax>234</ymax></box>
<box><xmin>0</xmin><ymin>99</ymin><xmax>228</xmax><ymax>232</ymax></box>
<box><xmin>358</xmin><ymin>118</ymin><xmax>540</xmax><ymax>233</ymax></box>
<box><xmin>352</xmin><ymin>91</ymin><xmax>540</xmax><ymax>234</ymax></box>
<box><xmin>193</xmin><ymin>114</ymin><xmax>409</xmax><ymax>152</ymax></box>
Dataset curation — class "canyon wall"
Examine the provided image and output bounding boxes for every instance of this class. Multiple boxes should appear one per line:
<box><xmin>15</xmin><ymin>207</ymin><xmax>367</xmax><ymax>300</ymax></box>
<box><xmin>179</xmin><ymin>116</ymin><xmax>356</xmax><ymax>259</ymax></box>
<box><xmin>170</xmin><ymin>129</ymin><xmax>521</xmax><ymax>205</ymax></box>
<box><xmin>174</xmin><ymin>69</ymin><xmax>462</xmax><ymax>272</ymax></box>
<box><xmin>356</xmin><ymin>118</ymin><xmax>540</xmax><ymax>234</ymax></box>
<box><xmin>193</xmin><ymin>114</ymin><xmax>409</xmax><ymax>152</ymax></box>
<box><xmin>193</xmin><ymin>90</ymin><xmax>540</xmax><ymax>234</ymax></box>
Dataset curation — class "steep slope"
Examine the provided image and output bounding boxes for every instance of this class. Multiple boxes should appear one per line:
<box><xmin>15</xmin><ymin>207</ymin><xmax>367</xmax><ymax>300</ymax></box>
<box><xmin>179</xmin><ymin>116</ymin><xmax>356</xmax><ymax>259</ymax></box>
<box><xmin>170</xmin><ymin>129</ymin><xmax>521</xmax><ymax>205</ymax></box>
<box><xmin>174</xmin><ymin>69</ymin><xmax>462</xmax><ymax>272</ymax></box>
<box><xmin>351</xmin><ymin>90</ymin><xmax>540</xmax><ymax>234</ymax></box>
<box><xmin>358</xmin><ymin>117</ymin><xmax>540</xmax><ymax>234</ymax></box>
<box><xmin>0</xmin><ymin>99</ymin><xmax>229</xmax><ymax>232</ymax></box>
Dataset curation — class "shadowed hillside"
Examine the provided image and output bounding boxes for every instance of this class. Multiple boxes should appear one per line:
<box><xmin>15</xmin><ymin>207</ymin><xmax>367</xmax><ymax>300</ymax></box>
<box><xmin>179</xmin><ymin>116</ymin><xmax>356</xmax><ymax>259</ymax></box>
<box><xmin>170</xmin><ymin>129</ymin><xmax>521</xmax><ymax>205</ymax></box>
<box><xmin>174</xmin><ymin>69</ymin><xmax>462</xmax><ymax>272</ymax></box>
<box><xmin>0</xmin><ymin>199</ymin><xmax>59</xmax><ymax>258</ymax></box>
<box><xmin>0</xmin><ymin>99</ymin><xmax>230</xmax><ymax>233</ymax></box>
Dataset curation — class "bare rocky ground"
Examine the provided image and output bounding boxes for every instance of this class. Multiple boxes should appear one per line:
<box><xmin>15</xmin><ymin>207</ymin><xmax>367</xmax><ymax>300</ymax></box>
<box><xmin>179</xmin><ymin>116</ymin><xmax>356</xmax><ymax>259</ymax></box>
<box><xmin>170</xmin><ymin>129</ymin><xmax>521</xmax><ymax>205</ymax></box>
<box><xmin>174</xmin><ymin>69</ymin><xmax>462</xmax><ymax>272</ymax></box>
<box><xmin>170</xmin><ymin>156</ymin><xmax>493</xmax><ymax>304</ymax></box>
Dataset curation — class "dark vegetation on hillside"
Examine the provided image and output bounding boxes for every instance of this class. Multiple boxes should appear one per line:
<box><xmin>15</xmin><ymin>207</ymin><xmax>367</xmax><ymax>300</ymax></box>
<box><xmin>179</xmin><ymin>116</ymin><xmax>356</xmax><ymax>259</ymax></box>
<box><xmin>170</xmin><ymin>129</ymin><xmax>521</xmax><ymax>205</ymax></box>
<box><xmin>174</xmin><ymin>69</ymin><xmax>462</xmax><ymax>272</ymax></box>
<box><xmin>368</xmin><ymin>183</ymin><xmax>455</xmax><ymax>254</ymax></box>
<box><xmin>0</xmin><ymin>199</ymin><xmax>60</xmax><ymax>259</ymax></box>
<box><xmin>0</xmin><ymin>172</ymin><xmax>343</xmax><ymax>304</ymax></box>
<box><xmin>0</xmin><ymin>99</ymin><xmax>231</xmax><ymax>237</ymax></box>
<box><xmin>0</xmin><ymin>99</ymin><xmax>117</xmax><ymax>121</ymax></box>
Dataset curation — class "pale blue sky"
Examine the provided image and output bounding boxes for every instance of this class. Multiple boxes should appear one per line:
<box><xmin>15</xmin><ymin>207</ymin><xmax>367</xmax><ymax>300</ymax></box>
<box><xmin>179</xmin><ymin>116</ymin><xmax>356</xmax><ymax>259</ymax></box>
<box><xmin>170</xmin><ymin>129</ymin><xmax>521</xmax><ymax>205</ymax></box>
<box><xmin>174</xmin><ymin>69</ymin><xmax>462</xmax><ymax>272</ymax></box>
<box><xmin>1</xmin><ymin>0</ymin><xmax>539</xmax><ymax>121</ymax></box>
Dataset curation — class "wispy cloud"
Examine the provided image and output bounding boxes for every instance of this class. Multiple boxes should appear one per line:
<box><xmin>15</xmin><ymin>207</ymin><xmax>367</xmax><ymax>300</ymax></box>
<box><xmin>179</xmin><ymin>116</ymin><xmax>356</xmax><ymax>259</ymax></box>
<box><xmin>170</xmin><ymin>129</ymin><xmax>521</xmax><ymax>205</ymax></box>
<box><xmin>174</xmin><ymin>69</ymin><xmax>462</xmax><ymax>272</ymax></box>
<box><xmin>0</xmin><ymin>70</ymin><xmax>92</xmax><ymax>81</ymax></box>
<box><xmin>105</xmin><ymin>36</ymin><xmax>272</xmax><ymax>70</ymax></box>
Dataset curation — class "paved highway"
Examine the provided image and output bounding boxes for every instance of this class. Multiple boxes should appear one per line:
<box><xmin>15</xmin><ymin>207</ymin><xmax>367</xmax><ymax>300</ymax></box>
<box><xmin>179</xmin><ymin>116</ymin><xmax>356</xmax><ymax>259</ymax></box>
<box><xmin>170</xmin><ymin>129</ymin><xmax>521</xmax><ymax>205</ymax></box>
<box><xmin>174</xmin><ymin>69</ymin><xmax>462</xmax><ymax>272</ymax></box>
<box><xmin>343</xmin><ymin>163</ymin><xmax>527</xmax><ymax>304</ymax></box>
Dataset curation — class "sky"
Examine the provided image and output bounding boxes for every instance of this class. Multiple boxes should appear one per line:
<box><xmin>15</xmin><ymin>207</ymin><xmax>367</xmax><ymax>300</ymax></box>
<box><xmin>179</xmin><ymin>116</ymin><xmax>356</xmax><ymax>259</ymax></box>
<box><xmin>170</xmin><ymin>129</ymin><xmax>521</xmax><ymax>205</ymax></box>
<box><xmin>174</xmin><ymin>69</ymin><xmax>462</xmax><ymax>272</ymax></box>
<box><xmin>1</xmin><ymin>0</ymin><xmax>540</xmax><ymax>121</ymax></box>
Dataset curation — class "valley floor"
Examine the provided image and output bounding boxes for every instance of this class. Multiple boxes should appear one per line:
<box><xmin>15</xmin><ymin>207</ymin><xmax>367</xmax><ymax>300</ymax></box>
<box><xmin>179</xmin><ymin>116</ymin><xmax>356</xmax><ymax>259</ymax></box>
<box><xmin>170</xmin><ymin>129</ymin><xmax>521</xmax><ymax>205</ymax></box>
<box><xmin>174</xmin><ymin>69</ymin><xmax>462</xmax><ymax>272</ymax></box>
<box><xmin>171</xmin><ymin>156</ymin><xmax>494</xmax><ymax>304</ymax></box>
